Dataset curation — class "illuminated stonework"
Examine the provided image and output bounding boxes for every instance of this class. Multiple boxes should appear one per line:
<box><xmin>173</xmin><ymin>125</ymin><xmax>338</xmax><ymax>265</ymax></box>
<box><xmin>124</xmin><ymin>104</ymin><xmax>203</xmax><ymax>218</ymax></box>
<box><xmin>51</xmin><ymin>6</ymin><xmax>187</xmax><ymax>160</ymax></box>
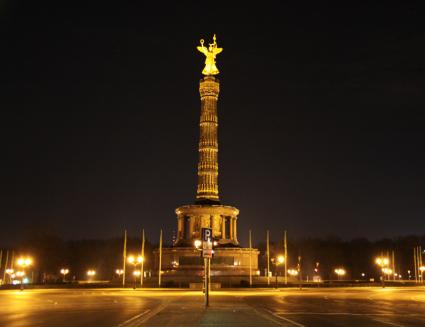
<box><xmin>175</xmin><ymin>74</ymin><xmax>239</xmax><ymax>246</ymax></box>
<box><xmin>196</xmin><ymin>76</ymin><xmax>220</xmax><ymax>202</ymax></box>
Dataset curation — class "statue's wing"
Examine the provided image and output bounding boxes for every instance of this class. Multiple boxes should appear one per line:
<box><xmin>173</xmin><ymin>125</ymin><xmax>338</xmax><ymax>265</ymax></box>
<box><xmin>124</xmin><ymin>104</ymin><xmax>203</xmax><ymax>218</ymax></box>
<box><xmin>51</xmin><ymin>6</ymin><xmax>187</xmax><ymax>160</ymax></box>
<box><xmin>214</xmin><ymin>47</ymin><xmax>223</xmax><ymax>55</ymax></box>
<box><xmin>197</xmin><ymin>46</ymin><xmax>208</xmax><ymax>55</ymax></box>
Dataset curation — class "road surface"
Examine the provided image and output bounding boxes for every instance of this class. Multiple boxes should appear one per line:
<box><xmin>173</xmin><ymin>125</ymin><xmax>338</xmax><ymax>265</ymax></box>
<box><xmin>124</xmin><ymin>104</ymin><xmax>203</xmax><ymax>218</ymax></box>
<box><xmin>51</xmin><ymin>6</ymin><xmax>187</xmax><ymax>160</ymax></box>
<box><xmin>1</xmin><ymin>287</ymin><xmax>425</xmax><ymax>326</ymax></box>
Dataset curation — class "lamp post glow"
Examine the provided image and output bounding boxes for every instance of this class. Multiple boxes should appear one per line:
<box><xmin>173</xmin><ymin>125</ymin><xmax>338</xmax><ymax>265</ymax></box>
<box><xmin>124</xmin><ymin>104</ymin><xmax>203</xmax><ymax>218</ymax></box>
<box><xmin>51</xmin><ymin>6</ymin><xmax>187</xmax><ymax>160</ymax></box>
<box><xmin>419</xmin><ymin>266</ymin><xmax>425</xmax><ymax>284</ymax></box>
<box><xmin>127</xmin><ymin>255</ymin><xmax>144</xmax><ymax>289</ymax></box>
<box><xmin>132</xmin><ymin>270</ymin><xmax>141</xmax><ymax>289</ymax></box>
<box><xmin>194</xmin><ymin>240</ymin><xmax>202</xmax><ymax>249</ymax></box>
<box><xmin>87</xmin><ymin>270</ymin><xmax>96</xmax><ymax>281</ymax></box>
<box><xmin>115</xmin><ymin>269</ymin><xmax>124</xmax><ymax>278</ymax></box>
<box><xmin>375</xmin><ymin>257</ymin><xmax>389</xmax><ymax>288</ymax></box>
<box><xmin>271</xmin><ymin>255</ymin><xmax>285</xmax><ymax>289</ymax></box>
<box><xmin>334</xmin><ymin>268</ymin><xmax>346</xmax><ymax>281</ymax></box>
<box><xmin>16</xmin><ymin>257</ymin><xmax>32</xmax><ymax>290</ymax></box>
<box><xmin>60</xmin><ymin>268</ymin><xmax>69</xmax><ymax>282</ymax></box>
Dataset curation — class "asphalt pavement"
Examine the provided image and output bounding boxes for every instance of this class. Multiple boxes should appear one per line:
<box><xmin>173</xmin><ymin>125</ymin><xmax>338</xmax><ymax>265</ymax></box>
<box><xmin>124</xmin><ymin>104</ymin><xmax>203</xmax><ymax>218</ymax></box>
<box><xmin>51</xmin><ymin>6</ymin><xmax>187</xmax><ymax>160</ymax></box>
<box><xmin>0</xmin><ymin>287</ymin><xmax>424</xmax><ymax>326</ymax></box>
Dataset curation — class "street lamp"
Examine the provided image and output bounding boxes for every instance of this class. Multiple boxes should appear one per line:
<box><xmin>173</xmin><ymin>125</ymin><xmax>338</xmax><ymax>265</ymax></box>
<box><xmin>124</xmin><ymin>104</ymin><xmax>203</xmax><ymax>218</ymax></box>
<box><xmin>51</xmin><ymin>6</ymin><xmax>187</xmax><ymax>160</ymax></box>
<box><xmin>115</xmin><ymin>269</ymin><xmax>124</xmax><ymax>279</ymax></box>
<box><xmin>375</xmin><ymin>256</ymin><xmax>389</xmax><ymax>288</ymax></box>
<box><xmin>127</xmin><ymin>255</ymin><xmax>144</xmax><ymax>288</ymax></box>
<box><xmin>87</xmin><ymin>270</ymin><xmax>96</xmax><ymax>281</ymax></box>
<box><xmin>194</xmin><ymin>240</ymin><xmax>202</xmax><ymax>249</ymax></box>
<box><xmin>15</xmin><ymin>271</ymin><xmax>26</xmax><ymax>290</ymax></box>
<box><xmin>382</xmin><ymin>267</ymin><xmax>393</xmax><ymax>277</ymax></box>
<box><xmin>16</xmin><ymin>257</ymin><xmax>32</xmax><ymax>290</ymax></box>
<box><xmin>271</xmin><ymin>255</ymin><xmax>285</xmax><ymax>289</ymax></box>
<box><xmin>132</xmin><ymin>270</ymin><xmax>141</xmax><ymax>289</ymax></box>
<box><xmin>334</xmin><ymin>268</ymin><xmax>346</xmax><ymax>281</ymax></box>
<box><xmin>60</xmin><ymin>268</ymin><xmax>69</xmax><ymax>282</ymax></box>
<box><xmin>419</xmin><ymin>266</ymin><xmax>425</xmax><ymax>284</ymax></box>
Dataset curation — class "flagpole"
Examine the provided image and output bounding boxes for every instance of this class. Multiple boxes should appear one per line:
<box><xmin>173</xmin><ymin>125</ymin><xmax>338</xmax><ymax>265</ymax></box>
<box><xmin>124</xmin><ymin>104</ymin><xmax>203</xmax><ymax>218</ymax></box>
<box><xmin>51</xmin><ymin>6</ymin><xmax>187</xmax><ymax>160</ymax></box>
<box><xmin>2</xmin><ymin>251</ymin><xmax>8</xmax><ymax>284</ymax></box>
<box><xmin>122</xmin><ymin>230</ymin><xmax>127</xmax><ymax>287</ymax></box>
<box><xmin>141</xmin><ymin>229</ymin><xmax>145</xmax><ymax>286</ymax></box>
<box><xmin>284</xmin><ymin>230</ymin><xmax>288</xmax><ymax>285</ymax></box>
<box><xmin>249</xmin><ymin>230</ymin><xmax>252</xmax><ymax>287</ymax></box>
<box><xmin>267</xmin><ymin>230</ymin><xmax>270</xmax><ymax>286</ymax></box>
<box><xmin>158</xmin><ymin>229</ymin><xmax>163</xmax><ymax>288</ymax></box>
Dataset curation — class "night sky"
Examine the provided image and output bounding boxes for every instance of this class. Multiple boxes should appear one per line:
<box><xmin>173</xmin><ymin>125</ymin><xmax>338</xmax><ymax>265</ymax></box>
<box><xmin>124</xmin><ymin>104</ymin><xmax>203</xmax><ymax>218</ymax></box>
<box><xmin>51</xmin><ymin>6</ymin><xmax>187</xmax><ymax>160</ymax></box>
<box><xmin>1</xmin><ymin>2</ymin><xmax>424</xmax><ymax>247</ymax></box>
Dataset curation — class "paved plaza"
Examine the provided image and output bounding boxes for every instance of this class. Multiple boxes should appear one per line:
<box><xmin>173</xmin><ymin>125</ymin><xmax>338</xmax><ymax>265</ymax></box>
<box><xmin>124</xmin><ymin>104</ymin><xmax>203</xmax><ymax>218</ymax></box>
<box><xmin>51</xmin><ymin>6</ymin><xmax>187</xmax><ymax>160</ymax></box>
<box><xmin>1</xmin><ymin>287</ymin><xmax>425</xmax><ymax>326</ymax></box>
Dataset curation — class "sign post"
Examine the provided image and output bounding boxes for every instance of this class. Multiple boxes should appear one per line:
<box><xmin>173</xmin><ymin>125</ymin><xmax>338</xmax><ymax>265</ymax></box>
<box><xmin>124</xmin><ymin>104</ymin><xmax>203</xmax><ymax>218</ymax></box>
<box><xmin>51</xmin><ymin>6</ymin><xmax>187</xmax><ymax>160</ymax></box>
<box><xmin>201</xmin><ymin>228</ymin><xmax>213</xmax><ymax>307</ymax></box>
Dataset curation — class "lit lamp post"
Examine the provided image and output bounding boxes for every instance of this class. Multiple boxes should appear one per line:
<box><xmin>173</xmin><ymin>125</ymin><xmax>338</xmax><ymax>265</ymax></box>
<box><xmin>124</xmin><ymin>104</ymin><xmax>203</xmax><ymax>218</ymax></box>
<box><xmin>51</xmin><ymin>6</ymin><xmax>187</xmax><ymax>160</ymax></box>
<box><xmin>271</xmin><ymin>255</ymin><xmax>285</xmax><ymax>289</ymax></box>
<box><xmin>115</xmin><ymin>269</ymin><xmax>124</xmax><ymax>280</ymax></box>
<box><xmin>334</xmin><ymin>268</ymin><xmax>346</xmax><ymax>281</ymax></box>
<box><xmin>16</xmin><ymin>257</ymin><xmax>32</xmax><ymax>290</ymax></box>
<box><xmin>375</xmin><ymin>257</ymin><xmax>389</xmax><ymax>288</ymax></box>
<box><xmin>419</xmin><ymin>266</ymin><xmax>425</xmax><ymax>284</ymax></box>
<box><xmin>16</xmin><ymin>271</ymin><xmax>25</xmax><ymax>289</ymax></box>
<box><xmin>87</xmin><ymin>270</ymin><xmax>96</xmax><ymax>281</ymax></box>
<box><xmin>127</xmin><ymin>255</ymin><xmax>144</xmax><ymax>288</ymax></box>
<box><xmin>60</xmin><ymin>268</ymin><xmax>69</xmax><ymax>282</ymax></box>
<box><xmin>132</xmin><ymin>270</ymin><xmax>141</xmax><ymax>289</ymax></box>
<box><xmin>382</xmin><ymin>267</ymin><xmax>393</xmax><ymax>282</ymax></box>
<box><xmin>288</xmin><ymin>269</ymin><xmax>299</xmax><ymax>277</ymax></box>
<box><xmin>194</xmin><ymin>240</ymin><xmax>202</xmax><ymax>249</ymax></box>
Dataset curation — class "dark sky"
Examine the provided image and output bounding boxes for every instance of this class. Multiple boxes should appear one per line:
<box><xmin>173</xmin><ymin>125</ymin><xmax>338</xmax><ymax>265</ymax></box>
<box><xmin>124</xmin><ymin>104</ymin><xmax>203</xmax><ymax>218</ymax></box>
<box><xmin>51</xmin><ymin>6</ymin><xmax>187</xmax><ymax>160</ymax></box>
<box><xmin>1</xmin><ymin>1</ymin><xmax>424</xmax><ymax>247</ymax></box>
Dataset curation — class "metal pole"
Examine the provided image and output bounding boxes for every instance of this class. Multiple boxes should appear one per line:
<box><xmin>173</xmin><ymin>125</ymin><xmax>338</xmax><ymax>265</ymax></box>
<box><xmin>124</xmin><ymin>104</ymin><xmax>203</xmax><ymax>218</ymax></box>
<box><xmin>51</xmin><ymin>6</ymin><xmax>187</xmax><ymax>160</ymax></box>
<box><xmin>205</xmin><ymin>257</ymin><xmax>210</xmax><ymax>307</ymax></box>
<box><xmin>275</xmin><ymin>261</ymin><xmax>278</xmax><ymax>289</ymax></box>
<box><xmin>249</xmin><ymin>230</ymin><xmax>252</xmax><ymax>287</ymax></box>
<box><xmin>122</xmin><ymin>230</ymin><xmax>127</xmax><ymax>287</ymax></box>
<box><xmin>141</xmin><ymin>229</ymin><xmax>145</xmax><ymax>286</ymax></box>
<box><xmin>284</xmin><ymin>230</ymin><xmax>288</xmax><ymax>285</ymax></box>
<box><xmin>267</xmin><ymin>230</ymin><xmax>270</xmax><ymax>286</ymax></box>
<box><xmin>418</xmin><ymin>246</ymin><xmax>424</xmax><ymax>283</ymax></box>
<box><xmin>297</xmin><ymin>255</ymin><xmax>302</xmax><ymax>290</ymax></box>
<box><xmin>414</xmin><ymin>247</ymin><xmax>418</xmax><ymax>283</ymax></box>
<box><xmin>392</xmin><ymin>250</ymin><xmax>395</xmax><ymax>281</ymax></box>
<box><xmin>2</xmin><ymin>251</ymin><xmax>8</xmax><ymax>284</ymax></box>
<box><xmin>158</xmin><ymin>229</ymin><xmax>163</xmax><ymax>288</ymax></box>
<box><xmin>10</xmin><ymin>251</ymin><xmax>14</xmax><ymax>270</ymax></box>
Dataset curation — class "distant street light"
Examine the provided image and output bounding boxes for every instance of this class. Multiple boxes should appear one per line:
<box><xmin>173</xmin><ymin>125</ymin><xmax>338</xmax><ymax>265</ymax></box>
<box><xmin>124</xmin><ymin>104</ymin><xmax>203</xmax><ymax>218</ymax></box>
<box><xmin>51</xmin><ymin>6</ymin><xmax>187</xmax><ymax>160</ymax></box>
<box><xmin>87</xmin><ymin>270</ymin><xmax>96</xmax><ymax>281</ymax></box>
<box><xmin>287</xmin><ymin>269</ymin><xmax>299</xmax><ymax>277</ymax></box>
<box><xmin>16</xmin><ymin>257</ymin><xmax>32</xmax><ymax>290</ymax></box>
<box><xmin>271</xmin><ymin>255</ymin><xmax>285</xmax><ymax>289</ymax></box>
<box><xmin>60</xmin><ymin>268</ymin><xmax>69</xmax><ymax>282</ymax></box>
<box><xmin>132</xmin><ymin>270</ymin><xmax>141</xmax><ymax>289</ymax></box>
<box><xmin>127</xmin><ymin>255</ymin><xmax>144</xmax><ymax>289</ymax></box>
<box><xmin>334</xmin><ymin>268</ymin><xmax>346</xmax><ymax>281</ymax></box>
<box><xmin>375</xmin><ymin>256</ymin><xmax>389</xmax><ymax>288</ymax></box>
<box><xmin>194</xmin><ymin>240</ymin><xmax>202</xmax><ymax>249</ymax></box>
<box><xmin>16</xmin><ymin>271</ymin><xmax>25</xmax><ymax>290</ymax></box>
<box><xmin>115</xmin><ymin>269</ymin><xmax>124</xmax><ymax>278</ymax></box>
<box><xmin>419</xmin><ymin>266</ymin><xmax>425</xmax><ymax>284</ymax></box>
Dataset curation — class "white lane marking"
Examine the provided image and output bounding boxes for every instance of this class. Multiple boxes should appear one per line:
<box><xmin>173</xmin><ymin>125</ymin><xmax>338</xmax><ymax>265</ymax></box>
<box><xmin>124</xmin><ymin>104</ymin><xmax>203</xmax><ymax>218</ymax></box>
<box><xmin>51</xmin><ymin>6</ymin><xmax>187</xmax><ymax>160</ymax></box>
<box><xmin>372</xmin><ymin>319</ymin><xmax>406</xmax><ymax>327</ymax></box>
<box><xmin>116</xmin><ymin>309</ymin><xmax>150</xmax><ymax>327</ymax></box>
<box><xmin>265</xmin><ymin>309</ymin><xmax>306</xmax><ymax>327</ymax></box>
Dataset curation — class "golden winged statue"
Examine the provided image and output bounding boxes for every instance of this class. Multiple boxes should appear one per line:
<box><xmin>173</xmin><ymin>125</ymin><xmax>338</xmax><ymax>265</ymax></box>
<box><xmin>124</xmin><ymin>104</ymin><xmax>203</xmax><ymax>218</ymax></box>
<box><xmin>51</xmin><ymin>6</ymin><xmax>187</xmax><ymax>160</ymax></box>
<box><xmin>197</xmin><ymin>34</ymin><xmax>223</xmax><ymax>75</ymax></box>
